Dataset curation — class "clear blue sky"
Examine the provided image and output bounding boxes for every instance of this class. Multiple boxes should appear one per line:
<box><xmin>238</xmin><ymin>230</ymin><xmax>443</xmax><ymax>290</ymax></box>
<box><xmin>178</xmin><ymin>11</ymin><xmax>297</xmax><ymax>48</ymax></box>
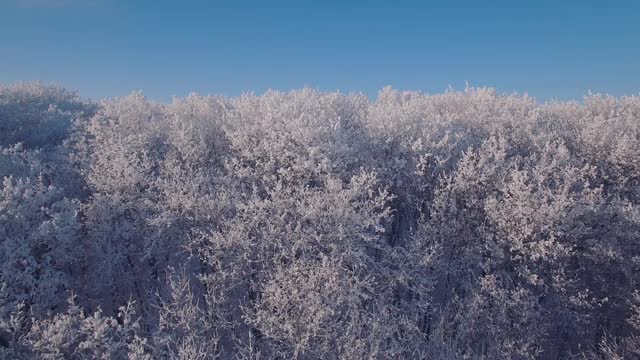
<box><xmin>1</xmin><ymin>0</ymin><xmax>638</xmax><ymax>102</ymax></box>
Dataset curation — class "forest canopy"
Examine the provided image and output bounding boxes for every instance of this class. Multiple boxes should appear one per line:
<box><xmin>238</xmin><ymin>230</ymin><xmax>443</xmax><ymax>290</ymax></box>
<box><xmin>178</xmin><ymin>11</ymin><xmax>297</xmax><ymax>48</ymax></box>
<box><xmin>1</xmin><ymin>81</ymin><xmax>639</xmax><ymax>359</ymax></box>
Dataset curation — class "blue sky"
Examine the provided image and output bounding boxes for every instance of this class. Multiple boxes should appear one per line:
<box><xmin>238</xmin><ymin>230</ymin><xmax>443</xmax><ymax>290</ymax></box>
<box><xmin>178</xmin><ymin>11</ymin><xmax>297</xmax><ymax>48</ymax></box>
<box><xmin>1</xmin><ymin>0</ymin><xmax>638</xmax><ymax>102</ymax></box>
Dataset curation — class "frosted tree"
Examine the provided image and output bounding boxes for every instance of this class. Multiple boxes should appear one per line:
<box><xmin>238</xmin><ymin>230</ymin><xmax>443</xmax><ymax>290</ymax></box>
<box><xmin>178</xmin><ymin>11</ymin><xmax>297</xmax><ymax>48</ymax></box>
<box><xmin>1</xmin><ymin>81</ymin><xmax>639</xmax><ymax>359</ymax></box>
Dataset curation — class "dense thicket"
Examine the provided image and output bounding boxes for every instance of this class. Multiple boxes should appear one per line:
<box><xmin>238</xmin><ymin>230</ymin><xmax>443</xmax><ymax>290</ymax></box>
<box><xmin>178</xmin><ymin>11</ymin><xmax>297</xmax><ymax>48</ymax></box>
<box><xmin>1</xmin><ymin>81</ymin><xmax>639</xmax><ymax>359</ymax></box>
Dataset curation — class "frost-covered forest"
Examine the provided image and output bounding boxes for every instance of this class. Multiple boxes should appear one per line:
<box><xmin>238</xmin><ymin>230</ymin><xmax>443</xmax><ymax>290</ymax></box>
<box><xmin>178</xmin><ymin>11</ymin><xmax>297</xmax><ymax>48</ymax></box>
<box><xmin>1</xmin><ymin>81</ymin><xmax>639</xmax><ymax>359</ymax></box>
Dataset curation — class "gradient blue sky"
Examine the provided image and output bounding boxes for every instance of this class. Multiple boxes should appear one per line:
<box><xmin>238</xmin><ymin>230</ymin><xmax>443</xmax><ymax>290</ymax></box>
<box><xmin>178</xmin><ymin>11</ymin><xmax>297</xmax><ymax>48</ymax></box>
<box><xmin>1</xmin><ymin>0</ymin><xmax>638</xmax><ymax>102</ymax></box>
